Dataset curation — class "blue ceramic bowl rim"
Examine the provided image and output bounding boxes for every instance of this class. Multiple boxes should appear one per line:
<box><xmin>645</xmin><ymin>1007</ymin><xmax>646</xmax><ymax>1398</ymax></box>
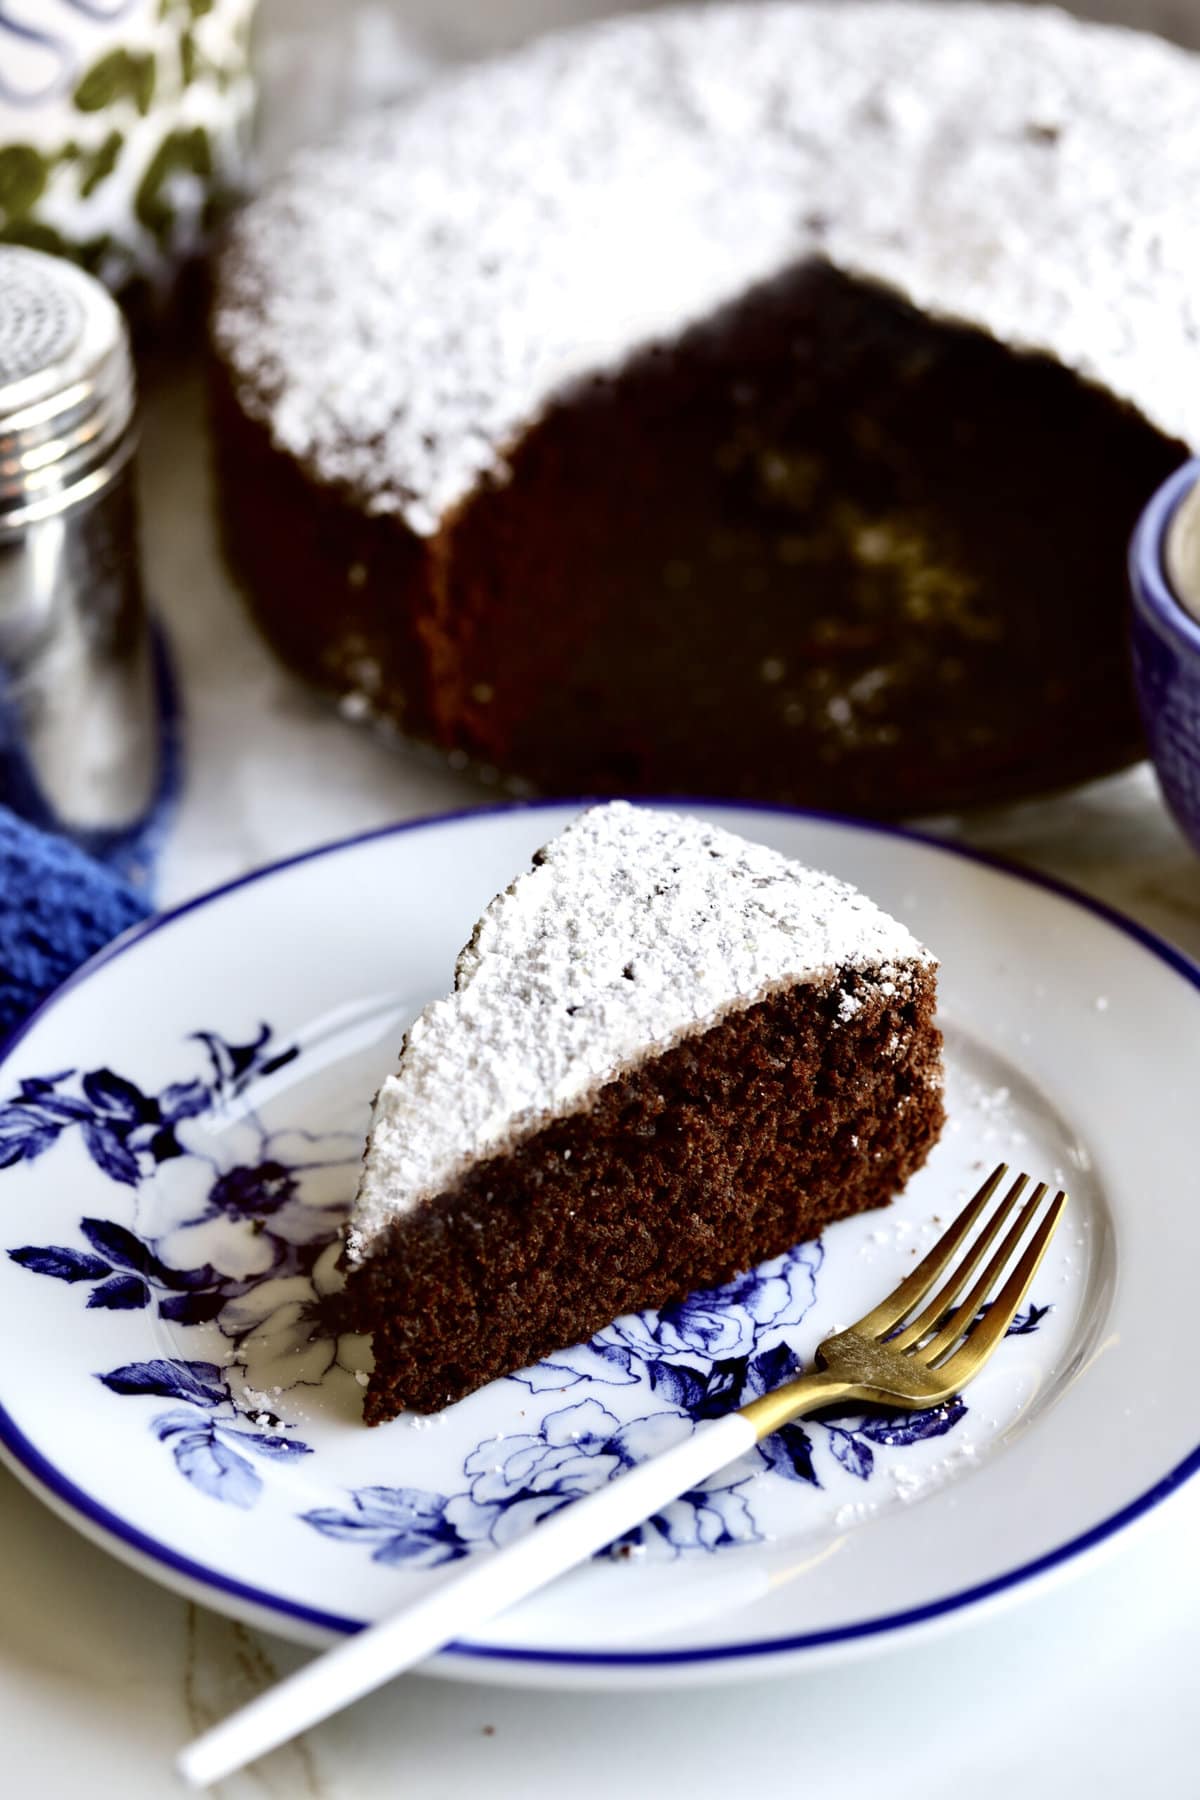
<box><xmin>1130</xmin><ymin>457</ymin><xmax>1200</xmax><ymax>658</ymax></box>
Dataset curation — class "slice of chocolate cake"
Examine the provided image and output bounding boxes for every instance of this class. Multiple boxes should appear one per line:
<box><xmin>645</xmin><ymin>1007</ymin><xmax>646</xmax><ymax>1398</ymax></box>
<box><xmin>345</xmin><ymin>803</ymin><xmax>943</xmax><ymax>1423</ymax></box>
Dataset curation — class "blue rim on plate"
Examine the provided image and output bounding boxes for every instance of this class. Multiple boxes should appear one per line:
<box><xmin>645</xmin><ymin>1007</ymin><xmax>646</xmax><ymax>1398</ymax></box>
<box><xmin>1</xmin><ymin>798</ymin><xmax>1198</xmax><ymax>1669</ymax></box>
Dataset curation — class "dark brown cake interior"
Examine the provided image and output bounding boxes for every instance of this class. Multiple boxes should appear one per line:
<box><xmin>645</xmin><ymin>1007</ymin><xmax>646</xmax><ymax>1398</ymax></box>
<box><xmin>212</xmin><ymin>259</ymin><xmax>1183</xmax><ymax>815</ymax></box>
<box><xmin>428</xmin><ymin>262</ymin><xmax>1181</xmax><ymax>809</ymax></box>
<box><xmin>210</xmin><ymin>366</ymin><xmax>435</xmax><ymax>742</ymax></box>
<box><xmin>348</xmin><ymin>959</ymin><xmax>942</xmax><ymax>1425</ymax></box>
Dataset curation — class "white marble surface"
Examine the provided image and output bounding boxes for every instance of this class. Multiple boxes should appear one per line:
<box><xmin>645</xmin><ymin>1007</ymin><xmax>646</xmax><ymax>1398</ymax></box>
<box><xmin>6</xmin><ymin>2</ymin><xmax>1200</xmax><ymax>1792</ymax></box>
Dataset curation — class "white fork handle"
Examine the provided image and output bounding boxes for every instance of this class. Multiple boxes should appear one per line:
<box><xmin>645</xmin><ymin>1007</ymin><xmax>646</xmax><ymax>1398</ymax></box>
<box><xmin>177</xmin><ymin>1411</ymin><xmax>757</xmax><ymax>1789</ymax></box>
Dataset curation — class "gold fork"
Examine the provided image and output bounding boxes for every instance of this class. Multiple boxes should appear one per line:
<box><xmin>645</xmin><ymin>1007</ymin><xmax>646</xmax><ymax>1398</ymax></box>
<box><xmin>742</xmin><ymin>1162</ymin><xmax>1066</xmax><ymax>1437</ymax></box>
<box><xmin>179</xmin><ymin>1162</ymin><xmax>1066</xmax><ymax>1790</ymax></box>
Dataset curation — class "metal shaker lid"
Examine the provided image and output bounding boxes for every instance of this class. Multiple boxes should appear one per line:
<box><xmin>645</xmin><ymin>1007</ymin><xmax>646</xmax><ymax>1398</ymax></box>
<box><xmin>0</xmin><ymin>246</ymin><xmax>136</xmax><ymax>533</ymax></box>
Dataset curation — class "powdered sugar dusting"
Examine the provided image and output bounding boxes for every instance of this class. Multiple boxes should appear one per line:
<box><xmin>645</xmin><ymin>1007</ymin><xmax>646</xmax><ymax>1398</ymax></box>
<box><xmin>213</xmin><ymin>2</ymin><xmax>1200</xmax><ymax>535</ymax></box>
<box><xmin>350</xmin><ymin>802</ymin><xmax>932</xmax><ymax>1247</ymax></box>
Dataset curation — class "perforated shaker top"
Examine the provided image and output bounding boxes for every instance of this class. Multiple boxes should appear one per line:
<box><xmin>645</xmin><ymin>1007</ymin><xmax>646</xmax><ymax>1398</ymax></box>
<box><xmin>0</xmin><ymin>246</ymin><xmax>135</xmax><ymax>528</ymax></box>
<box><xmin>0</xmin><ymin>254</ymin><xmax>85</xmax><ymax>387</ymax></box>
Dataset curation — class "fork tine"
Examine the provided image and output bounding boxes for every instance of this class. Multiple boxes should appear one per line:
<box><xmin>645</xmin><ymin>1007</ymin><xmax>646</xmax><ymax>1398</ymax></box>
<box><xmin>932</xmin><ymin>1189</ymin><xmax>1068</xmax><ymax>1386</ymax></box>
<box><xmin>916</xmin><ymin>1187</ymin><xmax>1044</xmax><ymax>1362</ymax></box>
<box><xmin>913</xmin><ymin>1181</ymin><xmax>1047</xmax><ymax>1361</ymax></box>
<box><xmin>888</xmin><ymin>1171</ymin><xmax>1034</xmax><ymax>1351</ymax></box>
<box><xmin>854</xmin><ymin>1163</ymin><xmax>1011</xmax><ymax>1338</ymax></box>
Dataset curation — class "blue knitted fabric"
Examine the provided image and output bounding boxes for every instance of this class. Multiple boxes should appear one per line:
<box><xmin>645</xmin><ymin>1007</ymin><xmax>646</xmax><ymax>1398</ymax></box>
<box><xmin>0</xmin><ymin>806</ymin><xmax>150</xmax><ymax>1044</ymax></box>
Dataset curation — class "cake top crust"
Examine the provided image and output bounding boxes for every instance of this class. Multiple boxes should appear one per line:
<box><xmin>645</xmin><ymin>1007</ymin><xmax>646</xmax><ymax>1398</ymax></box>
<box><xmin>213</xmin><ymin>1</ymin><xmax>1200</xmax><ymax>537</ymax></box>
<box><xmin>349</xmin><ymin>802</ymin><xmax>931</xmax><ymax>1249</ymax></box>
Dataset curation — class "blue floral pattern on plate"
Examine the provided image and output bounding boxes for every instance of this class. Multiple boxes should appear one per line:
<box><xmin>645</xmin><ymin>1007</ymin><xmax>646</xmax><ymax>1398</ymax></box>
<box><xmin>2</xmin><ymin>1023</ymin><xmax>1046</xmax><ymax>1556</ymax></box>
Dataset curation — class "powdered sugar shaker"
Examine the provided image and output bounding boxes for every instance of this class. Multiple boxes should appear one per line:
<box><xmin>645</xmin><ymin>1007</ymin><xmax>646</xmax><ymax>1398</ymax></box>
<box><xmin>0</xmin><ymin>244</ymin><xmax>164</xmax><ymax>876</ymax></box>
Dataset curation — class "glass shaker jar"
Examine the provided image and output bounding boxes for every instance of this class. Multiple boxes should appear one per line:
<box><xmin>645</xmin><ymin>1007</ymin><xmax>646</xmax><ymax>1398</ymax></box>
<box><xmin>0</xmin><ymin>243</ymin><xmax>172</xmax><ymax>883</ymax></box>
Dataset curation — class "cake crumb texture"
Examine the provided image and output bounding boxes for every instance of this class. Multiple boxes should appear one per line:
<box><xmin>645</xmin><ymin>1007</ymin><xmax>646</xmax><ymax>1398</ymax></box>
<box><xmin>353</xmin><ymin>961</ymin><xmax>943</xmax><ymax>1421</ymax></box>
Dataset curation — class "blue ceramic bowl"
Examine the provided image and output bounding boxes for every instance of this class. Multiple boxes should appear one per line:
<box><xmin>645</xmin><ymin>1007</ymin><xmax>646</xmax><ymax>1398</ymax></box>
<box><xmin>1130</xmin><ymin>459</ymin><xmax>1200</xmax><ymax>853</ymax></box>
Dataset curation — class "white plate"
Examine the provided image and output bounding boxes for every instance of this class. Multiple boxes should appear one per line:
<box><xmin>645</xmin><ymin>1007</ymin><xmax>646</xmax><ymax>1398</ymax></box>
<box><xmin>0</xmin><ymin>802</ymin><xmax>1196</xmax><ymax>1690</ymax></box>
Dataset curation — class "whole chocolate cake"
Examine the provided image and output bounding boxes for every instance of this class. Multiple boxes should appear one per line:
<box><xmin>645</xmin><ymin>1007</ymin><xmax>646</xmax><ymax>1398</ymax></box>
<box><xmin>346</xmin><ymin>803</ymin><xmax>943</xmax><ymax>1423</ymax></box>
<box><xmin>211</xmin><ymin>2</ymin><xmax>1200</xmax><ymax>815</ymax></box>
